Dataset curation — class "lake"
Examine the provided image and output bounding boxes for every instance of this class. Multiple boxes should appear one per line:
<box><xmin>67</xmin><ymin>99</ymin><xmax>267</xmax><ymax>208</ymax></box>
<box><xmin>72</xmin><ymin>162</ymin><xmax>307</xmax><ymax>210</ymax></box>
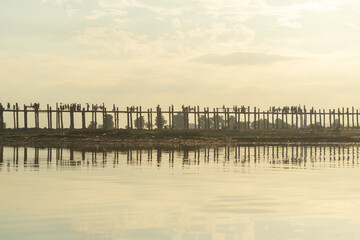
<box><xmin>1</xmin><ymin>144</ymin><xmax>360</xmax><ymax>240</ymax></box>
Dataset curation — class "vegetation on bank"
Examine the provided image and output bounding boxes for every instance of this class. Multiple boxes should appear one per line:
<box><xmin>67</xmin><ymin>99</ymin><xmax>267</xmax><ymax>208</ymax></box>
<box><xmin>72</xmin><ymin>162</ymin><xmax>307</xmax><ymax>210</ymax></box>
<box><xmin>1</xmin><ymin>128</ymin><xmax>360</xmax><ymax>142</ymax></box>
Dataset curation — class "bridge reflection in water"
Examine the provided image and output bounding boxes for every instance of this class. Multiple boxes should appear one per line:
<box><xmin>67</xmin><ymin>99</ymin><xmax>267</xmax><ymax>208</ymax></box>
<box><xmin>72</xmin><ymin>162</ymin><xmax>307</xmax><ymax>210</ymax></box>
<box><xmin>1</xmin><ymin>144</ymin><xmax>360</xmax><ymax>172</ymax></box>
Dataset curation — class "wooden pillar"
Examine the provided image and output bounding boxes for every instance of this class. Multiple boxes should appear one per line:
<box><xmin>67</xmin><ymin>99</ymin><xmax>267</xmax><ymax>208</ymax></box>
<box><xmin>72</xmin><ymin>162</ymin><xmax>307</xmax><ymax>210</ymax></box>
<box><xmin>246</xmin><ymin>106</ymin><xmax>249</xmax><ymax>129</ymax></box>
<box><xmin>47</xmin><ymin>104</ymin><xmax>50</xmax><ymax>129</ymax></box>
<box><xmin>352</xmin><ymin>107</ymin><xmax>355</xmax><ymax>128</ymax></box>
<box><xmin>234</xmin><ymin>107</ymin><xmax>238</xmax><ymax>130</ymax></box>
<box><xmin>102</xmin><ymin>104</ymin><xmax>106</xmax><ymax>129</ymax></box>
<box><xmin>129</xmin><ymin>107</ymin><xmax>133</xmax><ymax>129</ymax></box>
<box><xmin>147</xmin><ymin>109</ymin><xmax>150</xmax><ymax>129</ymax></box>
<box><xmin>216</xmin><ymin>108</ymin><xmax>219</xmax><ymax>130</ymax></box>
<box><xmin>35</xmin><ymin>105</ymin><xmax>40</xmax><ymax>129</ymax></box>
<box><xmin>112</xmin><ymin>105</ymin><xmax>116</xmax><ymax>129</ymax></box>
<box><xmin>82</xmin><ymin>108</ymin><xmax>86</xmax><ymax>129</ymax></box>
<box><xmin>16</xmin><ymin>103</ymin><xmax>19</xmax><ymax>129</ymax></box>
<box><xmin>187</xmin><ymin>107</ymin><xmax>191</xmax><ymax>129</ymax></box>
<box><xmin>314</xmin><ymin>110</ymin><xmax>317</xmax><ymax>128</ymax></box>
<box><xmin>55</xmin><ymin>103</ymin><xmax>59</xmax><ymax>129</ymax></box>
<box><xmin>150</xmin><ymin>108</ymin><xmax>153</xmax><ymax>130</ymax></box>
<box><xmin>13</xmin><ymin>105</ymin><xmax>16</xmax><ymax>129</ymax></box>
<box><xmin>281</xmin><ymin>109</ymin><xmax>284</xmax><ymax>129</ymax></box>
<box><xmin>267</xmin><ymin>110</ymin><xmax>270</xmax><ymax>129</ymax></box>
<box><xmin>203</xmin><ymin>108</ymin><xmax>206</xmax><ymax>130</ymax></box>
<box><xmin>342</xmin><ymin>107</ymin><xmax>345</xmax><ymax>128</ymax></box>
<box><xmin>91</xmin><ymin>105</ymin><xmax>94</xmax><ymax>129</ymax></box>
<box><xmin>272</xmin><ymin>109</ymin><xmax>275</xmax><ymax>129</ymax></box>
<box><xmin>236</xmin><ymin>108</ymin><xmax>239</xmax><ymax>130</ymax></box>
<box><xmin>295</xmin><ymin>110</ymin><xmax>298</xmax><ymax>129</ymax></box>
<box><xmin>139</xmin><ymin>106</ymin><xmax>143</xmax><ymax>130</ymax></box>
<box><xmin>172</xmin><ymin>106</ymin><xmax>175</xmax><ymax>130</ymax></box>
<box><xmin>276</xmin><ymin>110</ymin><xmax>279</xmax><ymax>129</ymax></box>
<box><xmin>60</xmin><ymin>106</ymin><xmax>64</xmax><ymax>129</ymax></box>
<box><xmin>337</xmin><ymin>108</ymin><xmax>341</xmax><ymax>128</ymax></box>
<box><xmin>137</xmin><ymin>106</ymin><xmax>141</xmax><ymax>129</ymax></box>
<box><xmin>70</xmin><ymin>106</ymin><xmax>74</xmax><ymax>129</ymax></box>
<box><xmin>207</xmin><ymin>107</ymin><xmax>210</xmax><ymax>130</ymax></box>
<box><xmin>347</xmin><ymin>107</ymin><xmax>350</xmax><ymax>129</ymax></box>
<box><xmin>168</xmin><ymin>106</ymin><xmax>172</xmax><ymax>129</ymax></box>
<box><xmin>291</xmin><ymin>110</ymin><xmax>294</xmax><ymax>129</ymax></box>
<box><xmin>213</xmin><ymin>108</ymin><xmax>216</xmax><ymax>130</ymax></box>
<box><xmin>127</xmin><ymin>107</ymin><xmax>130</xmax><ymax>129</ymax></box>
<box><xmin>226</xmin><ymin>108</ymin><xmax>230</xmax><ymax>130</ymax></box>
<box><xmin>254</xmin><ymin>107</ymin><xmax>257</xmax><ymax>129</ymax></box>
<box><xmin>243</xmin><ymin>108</ymin><xmax>246</xmax><ymax>130</ymax></box>
<box><xmin>207</xmin><ymin>108</ymin><xmax>210</xmax><ymax>130</ymax></box>
<box><xmin>116</xmin><ymin>107</ymin><xmax>119</xmax><ymax>129</ymax></box>
<box><xmin>197</xmin><ymin>106</ymin><xmax>200</xmax><ymax>129</ymax></box>
<box><xmin>216</xmin><ymin>108</ymin><xmax>220</xmax><ymax>130</ymax></box>
<box><xmin>134</xmin><ymin>106</ymin><xmax>138</xmax><ymax>129</ymax></box>
<box><xmin>0</xmin><ymin>103</ymin><xmax>4</xmax><ymax>130</ymax></box>
<box><xmin>357</xmin><ymin>109</ymin><xmax>359</xmax><ymax>128</ymax></box>
<box><xmin>0</xmin><ymin>145</ymin><xmax>3</xmax><ymax>163</ymax></box>
<box><xmin>322</xmin><ymin>109</ymin><xmax>326</xmax><ymax>128</ymax></box>
<box><xmin>24</xmin><ymin>105</ymin><xmax>28</xmax><ymax>129</ymax></box>
<box><xmin>130</xmin><ymin>107</ymin><xmax>133</xmax><ymax>129</ymax></box>
<box><xmin>183</xmin><ymin>107</ymin><xmax>187</xmax><ymax>129</ymax></box>
<box><xmin>49</xmin><ymin>106</ymin><xmax>53</xmax><ymax>129</ymax></box>
<box><xmin>310</xmin><ymin>108</ymin><xmax>313</xmax><ymax>127</ymax></box>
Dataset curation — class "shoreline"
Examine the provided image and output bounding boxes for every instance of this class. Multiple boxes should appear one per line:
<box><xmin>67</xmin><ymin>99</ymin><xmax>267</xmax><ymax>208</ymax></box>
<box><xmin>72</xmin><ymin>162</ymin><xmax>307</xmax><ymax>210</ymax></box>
<box><xmin>1</xmin><ymin>129</ymin><xmax>360</xmax><ymax>149</ymax></box>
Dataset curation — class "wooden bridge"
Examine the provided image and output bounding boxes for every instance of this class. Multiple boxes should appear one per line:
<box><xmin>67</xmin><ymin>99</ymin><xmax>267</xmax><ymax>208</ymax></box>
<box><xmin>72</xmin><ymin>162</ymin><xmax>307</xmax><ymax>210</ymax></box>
<box><xmin>0</xmin><ymin>103</ymin><xmax>359</xmax><ymax>130</ymax></box>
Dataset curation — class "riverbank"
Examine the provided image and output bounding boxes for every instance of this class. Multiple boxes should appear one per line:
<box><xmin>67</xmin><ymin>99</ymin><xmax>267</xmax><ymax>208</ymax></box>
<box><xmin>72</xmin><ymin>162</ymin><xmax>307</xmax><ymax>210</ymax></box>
<box><xmin>1</xmin><ymin>128</ymin><xmax>360</xmax><ymax>148</ymax></box>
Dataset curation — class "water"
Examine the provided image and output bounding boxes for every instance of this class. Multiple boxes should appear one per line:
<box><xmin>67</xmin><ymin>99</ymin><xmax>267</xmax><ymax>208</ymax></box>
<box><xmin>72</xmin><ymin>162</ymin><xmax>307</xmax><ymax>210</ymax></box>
<box><xmin>1</xmin><ymin>144</ymin><xmax>360</xmax><ymax>240</ymax></box>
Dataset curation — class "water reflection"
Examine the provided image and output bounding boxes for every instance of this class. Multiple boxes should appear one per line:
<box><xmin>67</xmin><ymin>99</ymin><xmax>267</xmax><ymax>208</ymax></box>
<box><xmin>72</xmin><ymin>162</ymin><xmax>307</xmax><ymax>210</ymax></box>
<box><xmin>2</xmin><ymin>144</ymin><xmax>360</xmax><ymax>240</ymax></box>
<box><xmin>1</xmin><ymin>144</ymin><xmax>360</xmax><ymax>172</ymax></box>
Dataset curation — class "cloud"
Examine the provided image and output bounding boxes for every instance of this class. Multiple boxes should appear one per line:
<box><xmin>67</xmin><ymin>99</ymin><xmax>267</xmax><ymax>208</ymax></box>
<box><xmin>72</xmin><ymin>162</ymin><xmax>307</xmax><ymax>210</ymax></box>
<box><xmin>66</xmin><ymin>5</ymin><xmax>77</xmax><ymax>17</ymax></box>
<box><xmin>192</xmin><ymin>52</ymin><xmax>300</xmax><ymax>65</ymax></box>
<box><xmin>85</xmin><ymin>9</ymin><xmax>127</xmax><ymax>20</ymax></box>
<box><xmin>345</xmin><ymin>23</ymin><xmax>360</xmax><ymax>30</ymax></box>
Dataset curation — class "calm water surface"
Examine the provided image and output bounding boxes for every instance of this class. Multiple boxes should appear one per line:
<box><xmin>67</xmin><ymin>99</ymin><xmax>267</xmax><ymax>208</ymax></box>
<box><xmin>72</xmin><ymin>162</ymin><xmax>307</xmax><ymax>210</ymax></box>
<box><xmin>1</xmin><ymin>144</ymin><xmax>360</xmax><ymax>240</ymax></box>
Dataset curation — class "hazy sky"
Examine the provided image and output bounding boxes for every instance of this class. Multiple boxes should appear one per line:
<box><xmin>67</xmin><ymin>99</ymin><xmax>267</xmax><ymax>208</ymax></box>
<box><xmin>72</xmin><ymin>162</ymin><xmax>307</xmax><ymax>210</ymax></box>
<box><xmin>1</xmin><ymin>0</ymin><xmax>359</xmax><ymax>109</ymax></box>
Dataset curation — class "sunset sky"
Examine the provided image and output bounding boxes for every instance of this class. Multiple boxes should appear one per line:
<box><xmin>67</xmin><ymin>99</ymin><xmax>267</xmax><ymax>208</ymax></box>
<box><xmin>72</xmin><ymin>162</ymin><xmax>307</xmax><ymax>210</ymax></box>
<box><xmin>1</xmin><ymin>0</ymin><xmax>359</xmax><ymax>109</ymax></box>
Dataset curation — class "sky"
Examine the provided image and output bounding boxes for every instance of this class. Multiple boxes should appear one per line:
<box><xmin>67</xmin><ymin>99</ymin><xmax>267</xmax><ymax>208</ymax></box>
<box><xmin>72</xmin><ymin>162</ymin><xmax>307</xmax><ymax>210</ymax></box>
<box><xmin>1</xmin><ymin>0</ymin><xmax>360</xmax><ymax>109</ymax></box>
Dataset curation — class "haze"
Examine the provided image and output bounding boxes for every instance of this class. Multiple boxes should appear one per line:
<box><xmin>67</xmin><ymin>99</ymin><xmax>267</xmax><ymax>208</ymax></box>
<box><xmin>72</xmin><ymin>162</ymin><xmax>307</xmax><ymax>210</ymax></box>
<box><xmin>1</xmin><ymin>0</ymin><xmax>359</xmax><ymax>109</ymax></box>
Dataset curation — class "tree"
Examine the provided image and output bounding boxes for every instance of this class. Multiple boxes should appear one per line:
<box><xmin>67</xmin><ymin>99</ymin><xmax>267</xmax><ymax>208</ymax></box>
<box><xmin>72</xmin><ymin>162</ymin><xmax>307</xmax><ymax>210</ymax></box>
<box><xmin>214</xmin><ymin>115</ymin><xmax>225</xmax><ymax>129</ymax></box>
<box><xmin>1</xmin><ymin>122</ymin><xmax>6</xmax><ymax>129</ymax></box>
<box><xmin>87</xmin><ymin>121</ymin><xmax>97</xmax><ymax>129</ymax></box>
<box><xmin>274</xmin><ymin>118</ymin><xmax>291</xmax><ymax>129</ymax></box>
<box><xmin>99</xmin><ymin>114</ymin><xmax>114</xmax><ymax>129</ymax></box>
<box><xmin>155</xmin><ymin>114</ymin><xmax>167</xmax><ymax>129</ymax></box>
<box><xmin>250</xmin><ymin>119</ymin><xmax>271</xmax><ymax>129</ymax></box>
<box><xmin>134</xmin><ymin>116</ymin><xmax>146</xmax><ymax>129</ymax></box>
<box><xmin>173</xmin><ymin>113</ymin><xmax>185</xmax><ymax>129</ymax></box>
<box><xmin>332</xmin><ymin>119</ymin><xmax>342</xmax><ymax>129</ymax></box>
